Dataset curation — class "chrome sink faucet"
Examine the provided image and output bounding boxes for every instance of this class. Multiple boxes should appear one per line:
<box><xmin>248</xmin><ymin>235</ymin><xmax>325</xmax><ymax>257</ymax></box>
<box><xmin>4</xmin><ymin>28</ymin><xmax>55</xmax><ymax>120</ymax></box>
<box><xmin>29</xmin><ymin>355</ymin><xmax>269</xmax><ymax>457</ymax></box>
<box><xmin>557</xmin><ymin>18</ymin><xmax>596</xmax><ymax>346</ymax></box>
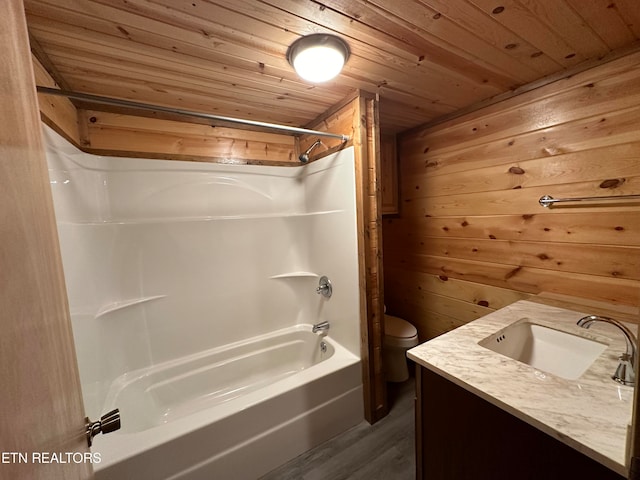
<box><xmin>577</xmin><ymin>315</ymin><xmax>637</xmax><ymax>386</ymax></box>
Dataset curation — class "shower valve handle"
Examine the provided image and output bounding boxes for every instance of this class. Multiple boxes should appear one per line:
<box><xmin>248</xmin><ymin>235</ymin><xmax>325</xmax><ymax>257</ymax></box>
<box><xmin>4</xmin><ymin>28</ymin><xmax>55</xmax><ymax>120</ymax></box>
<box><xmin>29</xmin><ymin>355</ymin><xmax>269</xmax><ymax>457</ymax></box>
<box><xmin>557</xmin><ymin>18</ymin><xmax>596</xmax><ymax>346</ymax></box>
<box><xmin>316</xmin><ymin>276</ymin><xmax>332</xmax><ymax>298</ymax></box>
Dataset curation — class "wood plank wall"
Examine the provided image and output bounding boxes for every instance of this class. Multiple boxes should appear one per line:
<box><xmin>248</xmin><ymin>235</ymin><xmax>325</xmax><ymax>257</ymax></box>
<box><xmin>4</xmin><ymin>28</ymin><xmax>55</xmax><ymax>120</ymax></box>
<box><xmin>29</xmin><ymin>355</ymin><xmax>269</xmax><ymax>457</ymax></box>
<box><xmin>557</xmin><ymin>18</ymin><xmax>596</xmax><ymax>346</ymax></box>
<box><xmin>302</xmin><ymin>91</ymin><xmax>387</xmax><ymax>424</ymax></box>
<box><xmin>383</xmin><ymin>51</ymin><xmax>640</xmax><ymax>342</ymax></box>
<box><xmin>78</xmin><ymin>110</ymin><xmax>297</xmax><ymax>165</ymax></box>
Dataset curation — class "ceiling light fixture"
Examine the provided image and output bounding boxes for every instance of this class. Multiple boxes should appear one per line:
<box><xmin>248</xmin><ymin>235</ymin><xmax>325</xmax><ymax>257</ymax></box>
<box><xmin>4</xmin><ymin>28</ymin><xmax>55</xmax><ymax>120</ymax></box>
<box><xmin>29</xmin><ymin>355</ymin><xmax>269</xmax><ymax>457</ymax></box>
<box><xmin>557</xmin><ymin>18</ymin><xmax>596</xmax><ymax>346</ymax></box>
<box><xmin>287</xmin><ymin>34</ymin><xmax>350</xmax><ymax>83</ymax></box>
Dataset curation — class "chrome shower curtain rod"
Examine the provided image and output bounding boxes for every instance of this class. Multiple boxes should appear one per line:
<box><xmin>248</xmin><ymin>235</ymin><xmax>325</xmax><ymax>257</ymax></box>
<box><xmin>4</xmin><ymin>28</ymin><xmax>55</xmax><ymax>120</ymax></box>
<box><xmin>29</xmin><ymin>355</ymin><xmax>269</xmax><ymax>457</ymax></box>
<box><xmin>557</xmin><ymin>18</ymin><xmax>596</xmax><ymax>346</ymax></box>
<box><xmin>36</xmin><ymin>86</ymin><xmax>351</xmax><ymax>141</ymax></box>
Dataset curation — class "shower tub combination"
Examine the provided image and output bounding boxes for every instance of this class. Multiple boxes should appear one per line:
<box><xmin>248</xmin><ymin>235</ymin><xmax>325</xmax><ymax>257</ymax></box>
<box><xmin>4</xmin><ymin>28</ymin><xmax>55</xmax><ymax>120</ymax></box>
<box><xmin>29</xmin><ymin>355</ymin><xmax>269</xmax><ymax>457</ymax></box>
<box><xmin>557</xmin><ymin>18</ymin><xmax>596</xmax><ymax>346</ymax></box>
<box><xmin>45</xmin><ymin>126</ymin><xmax>363</xmax><ymax>479</ymax></box>
<box><xmin>95</xmin><ymin>325</ymin><xmax>362</xmax><ymax>479</ymax></box>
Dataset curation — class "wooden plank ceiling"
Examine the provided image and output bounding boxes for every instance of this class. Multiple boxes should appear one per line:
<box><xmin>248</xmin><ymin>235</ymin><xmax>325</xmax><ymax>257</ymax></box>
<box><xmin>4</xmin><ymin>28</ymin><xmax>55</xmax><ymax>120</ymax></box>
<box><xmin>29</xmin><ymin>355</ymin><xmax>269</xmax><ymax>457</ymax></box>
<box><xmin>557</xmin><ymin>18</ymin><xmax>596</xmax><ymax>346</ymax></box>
<box><xmin>25</xmin><ymin>0</ymin><xmax>640</xmax><ymax>134</ymax></box>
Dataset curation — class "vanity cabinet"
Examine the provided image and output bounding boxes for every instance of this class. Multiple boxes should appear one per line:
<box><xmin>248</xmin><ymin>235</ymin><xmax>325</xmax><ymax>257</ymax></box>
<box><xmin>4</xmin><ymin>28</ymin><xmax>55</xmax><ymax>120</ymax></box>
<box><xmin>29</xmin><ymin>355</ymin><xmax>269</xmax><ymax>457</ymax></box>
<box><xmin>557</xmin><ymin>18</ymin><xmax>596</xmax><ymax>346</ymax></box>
<box><xmin>415</xmin><ymin>365</ymin><xmax>625</xmax><ymax>480</ymax></box>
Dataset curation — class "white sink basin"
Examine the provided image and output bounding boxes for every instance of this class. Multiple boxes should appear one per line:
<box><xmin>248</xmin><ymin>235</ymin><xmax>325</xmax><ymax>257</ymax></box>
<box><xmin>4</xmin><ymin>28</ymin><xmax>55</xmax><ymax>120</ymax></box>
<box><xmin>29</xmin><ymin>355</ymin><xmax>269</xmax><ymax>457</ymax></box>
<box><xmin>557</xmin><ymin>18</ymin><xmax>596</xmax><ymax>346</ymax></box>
<box><xmin>478</xmin><ymin>321</ymin><xmax>608</xmax><ymax>380</ymax></box>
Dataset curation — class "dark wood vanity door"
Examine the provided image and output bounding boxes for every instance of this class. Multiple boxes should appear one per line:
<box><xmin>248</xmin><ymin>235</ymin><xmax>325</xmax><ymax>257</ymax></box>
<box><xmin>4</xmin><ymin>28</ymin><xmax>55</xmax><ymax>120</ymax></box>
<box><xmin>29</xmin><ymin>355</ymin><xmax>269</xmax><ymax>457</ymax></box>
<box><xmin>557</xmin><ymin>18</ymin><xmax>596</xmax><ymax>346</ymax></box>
<box><xmin>415</xmin><ymin>365</ymin><xmax>625</xmax><ymax>480</ymax></box>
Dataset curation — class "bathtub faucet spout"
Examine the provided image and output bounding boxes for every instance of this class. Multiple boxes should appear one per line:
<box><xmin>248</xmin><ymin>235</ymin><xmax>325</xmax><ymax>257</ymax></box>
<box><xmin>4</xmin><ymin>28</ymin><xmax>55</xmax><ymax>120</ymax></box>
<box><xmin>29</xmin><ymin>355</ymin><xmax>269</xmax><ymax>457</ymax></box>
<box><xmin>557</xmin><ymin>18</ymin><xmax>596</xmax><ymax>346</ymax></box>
<box><xmin>312</xmin><ymin>321</ymin><xmax>330</xmax><ymax>334</ymax></box>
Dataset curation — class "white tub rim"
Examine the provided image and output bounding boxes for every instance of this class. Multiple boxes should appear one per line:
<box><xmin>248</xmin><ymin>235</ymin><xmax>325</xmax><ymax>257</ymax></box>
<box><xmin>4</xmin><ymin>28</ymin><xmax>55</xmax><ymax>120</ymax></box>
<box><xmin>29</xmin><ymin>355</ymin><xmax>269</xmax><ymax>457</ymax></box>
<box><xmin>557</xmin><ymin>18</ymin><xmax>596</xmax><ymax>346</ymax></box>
<box><xmin>92</xmin><ymin>324</ymin><xmax>360</xmax><ymax>471</ymax></box>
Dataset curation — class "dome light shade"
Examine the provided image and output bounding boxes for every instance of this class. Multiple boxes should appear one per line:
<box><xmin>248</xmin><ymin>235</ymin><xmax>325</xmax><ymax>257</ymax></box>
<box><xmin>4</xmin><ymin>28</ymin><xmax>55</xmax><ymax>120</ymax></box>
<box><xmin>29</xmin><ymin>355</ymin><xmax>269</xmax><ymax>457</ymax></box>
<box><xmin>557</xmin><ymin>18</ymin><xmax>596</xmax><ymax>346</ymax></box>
<box><xmin>287</xmin><ymin>34</ymin><xmax>350</xmax><ymax>83</ymax></box>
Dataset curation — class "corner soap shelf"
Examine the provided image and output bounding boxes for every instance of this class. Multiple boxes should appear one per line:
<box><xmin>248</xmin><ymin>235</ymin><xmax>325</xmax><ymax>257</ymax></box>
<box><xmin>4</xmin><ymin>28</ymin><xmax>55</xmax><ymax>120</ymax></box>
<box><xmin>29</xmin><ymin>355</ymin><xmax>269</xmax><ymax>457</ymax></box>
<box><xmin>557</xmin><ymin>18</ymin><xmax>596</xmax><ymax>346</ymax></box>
<box><xmin>269</xmin><ymin>272</ymin><xmax>319</xmax><ymax>279</ymax></box>
<box><xmin>95</xmin><ymin>295</ymin><xmax>166</xmax><ymax>319</ymax></box>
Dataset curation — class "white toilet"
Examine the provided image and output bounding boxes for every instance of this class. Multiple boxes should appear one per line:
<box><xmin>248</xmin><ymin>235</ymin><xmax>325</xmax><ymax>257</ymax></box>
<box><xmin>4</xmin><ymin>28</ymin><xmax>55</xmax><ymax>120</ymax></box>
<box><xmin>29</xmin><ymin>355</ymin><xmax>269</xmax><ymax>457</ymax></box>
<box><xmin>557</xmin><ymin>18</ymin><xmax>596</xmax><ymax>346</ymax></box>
<box><xmin>383</xmin><ymin>313</ymin><xmax>419</xmax><ymax>382</ymax></box>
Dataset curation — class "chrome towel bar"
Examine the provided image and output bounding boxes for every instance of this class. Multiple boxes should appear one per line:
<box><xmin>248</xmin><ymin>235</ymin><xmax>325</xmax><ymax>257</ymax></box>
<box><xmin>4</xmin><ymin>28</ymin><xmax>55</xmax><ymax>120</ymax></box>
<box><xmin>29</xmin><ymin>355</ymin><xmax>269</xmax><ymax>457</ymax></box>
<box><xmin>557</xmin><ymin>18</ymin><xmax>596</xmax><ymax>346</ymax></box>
<box><xmin>539</xmin><ymin>194</ymin><xmax>640</xmax><ymax>208</ymax></box>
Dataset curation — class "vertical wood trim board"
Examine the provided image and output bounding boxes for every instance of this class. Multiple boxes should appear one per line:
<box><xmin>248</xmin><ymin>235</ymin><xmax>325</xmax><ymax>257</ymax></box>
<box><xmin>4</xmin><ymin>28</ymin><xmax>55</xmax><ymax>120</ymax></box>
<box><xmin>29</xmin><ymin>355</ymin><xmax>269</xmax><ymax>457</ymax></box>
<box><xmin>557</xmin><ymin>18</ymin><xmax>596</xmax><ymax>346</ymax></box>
<box><xmin>1</xmin><ymin>1</ymin><xmax>92</xmax><ymax>478</ymax></box>
<box><xmin>384</xmin><ymin>51</ymin><xmax>640</xmax><ymax>342</ymax></box>
<box><xmin>303</xmin><ymin>91</ymin><xmax>387</xmax><ymax>424</ymax></box>
<box><xmin>33</xmin><ymin>55</ymin><xmax>81</xmax><ymax>146</ymax></box>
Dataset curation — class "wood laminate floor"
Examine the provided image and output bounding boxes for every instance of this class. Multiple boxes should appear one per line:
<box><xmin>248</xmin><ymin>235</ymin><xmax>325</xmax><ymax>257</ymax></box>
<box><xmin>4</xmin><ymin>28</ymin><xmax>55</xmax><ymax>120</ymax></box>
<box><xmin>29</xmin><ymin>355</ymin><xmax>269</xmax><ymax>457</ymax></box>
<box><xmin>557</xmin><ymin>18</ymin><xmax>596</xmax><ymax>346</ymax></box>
<box><xmin>260</xmin><ymin>378</ymin><xmax>415</xmax><ymax>480</ymax></box>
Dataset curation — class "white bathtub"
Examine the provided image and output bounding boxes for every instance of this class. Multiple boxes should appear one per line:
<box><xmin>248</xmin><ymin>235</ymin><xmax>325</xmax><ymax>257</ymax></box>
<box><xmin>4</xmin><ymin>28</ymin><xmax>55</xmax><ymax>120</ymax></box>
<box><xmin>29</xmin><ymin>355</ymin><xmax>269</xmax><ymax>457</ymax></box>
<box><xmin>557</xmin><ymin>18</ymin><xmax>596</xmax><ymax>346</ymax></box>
<box><xmin>93</xmin><ymin>325</ymin><xmax>363</xmax><ymax>480</ymax></box>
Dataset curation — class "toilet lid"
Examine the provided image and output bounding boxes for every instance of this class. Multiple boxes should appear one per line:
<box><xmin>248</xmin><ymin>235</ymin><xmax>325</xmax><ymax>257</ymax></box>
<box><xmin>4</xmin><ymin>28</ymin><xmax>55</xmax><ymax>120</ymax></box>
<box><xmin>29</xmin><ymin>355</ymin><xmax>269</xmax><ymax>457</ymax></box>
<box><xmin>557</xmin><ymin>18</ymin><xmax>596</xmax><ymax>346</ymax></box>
<box><xmin>384</xmin><ymin>314</ymin><xmax>417</xmax><ymax>338</ymax></box>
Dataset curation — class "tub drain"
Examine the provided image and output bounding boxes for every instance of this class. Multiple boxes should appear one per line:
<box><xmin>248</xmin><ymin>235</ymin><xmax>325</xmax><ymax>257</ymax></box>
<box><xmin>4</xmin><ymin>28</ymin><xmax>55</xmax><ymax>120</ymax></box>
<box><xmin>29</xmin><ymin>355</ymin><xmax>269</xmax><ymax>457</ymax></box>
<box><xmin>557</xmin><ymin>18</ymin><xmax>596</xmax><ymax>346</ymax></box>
<box><xmin>320</xmin><ymin>341</ymin><xmax>327</xmax><ymax>353</ymax></box>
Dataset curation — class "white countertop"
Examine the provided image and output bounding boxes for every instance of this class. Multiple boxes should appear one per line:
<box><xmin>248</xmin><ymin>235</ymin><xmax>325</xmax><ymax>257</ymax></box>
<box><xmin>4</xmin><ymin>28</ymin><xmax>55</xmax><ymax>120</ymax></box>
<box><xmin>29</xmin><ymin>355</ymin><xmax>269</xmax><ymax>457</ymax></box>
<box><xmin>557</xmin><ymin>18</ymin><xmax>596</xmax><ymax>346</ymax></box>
<box><xmin>407</xmin><ymin>300</ymin><xmax>634</xmax><ymax>477</ymax></box>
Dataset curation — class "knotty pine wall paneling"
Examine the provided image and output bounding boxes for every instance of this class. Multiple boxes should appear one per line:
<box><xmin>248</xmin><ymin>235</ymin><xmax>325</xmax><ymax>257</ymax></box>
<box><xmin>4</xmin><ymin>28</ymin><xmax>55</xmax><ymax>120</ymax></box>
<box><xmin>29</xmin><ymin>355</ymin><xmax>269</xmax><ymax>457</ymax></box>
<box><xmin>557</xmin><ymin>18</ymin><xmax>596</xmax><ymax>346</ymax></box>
<box><xmin>384</xmin><ymin>51</ymin><xmax>640</xmax><ymax>342</ymax></box>
<box><xmin>79</xmin><ymin>110</ymin><xmax>297</xmax><ymax>165</ymax></box>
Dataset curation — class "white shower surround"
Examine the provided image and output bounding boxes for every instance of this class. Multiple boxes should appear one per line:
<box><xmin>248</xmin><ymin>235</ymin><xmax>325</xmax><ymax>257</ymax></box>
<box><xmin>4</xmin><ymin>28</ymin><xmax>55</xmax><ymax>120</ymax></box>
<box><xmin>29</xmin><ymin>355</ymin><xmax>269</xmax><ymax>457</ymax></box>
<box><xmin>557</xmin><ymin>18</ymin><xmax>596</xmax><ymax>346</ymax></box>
<box><xmin>44</xmin><ymin>126</ymin><xmax>363</xmax><ymax>479</ymax></box>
